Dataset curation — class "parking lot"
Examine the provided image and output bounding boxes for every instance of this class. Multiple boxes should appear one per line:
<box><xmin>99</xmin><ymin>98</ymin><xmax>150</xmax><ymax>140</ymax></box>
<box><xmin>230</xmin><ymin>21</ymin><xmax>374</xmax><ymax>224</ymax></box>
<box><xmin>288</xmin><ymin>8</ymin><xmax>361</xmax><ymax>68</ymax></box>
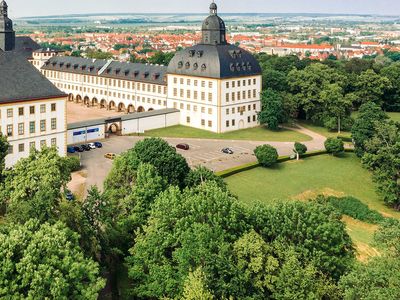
<box><xmin>72</xmin><ymin>135</ymin><xmax>302</xmax><ymax>192</ymax></box>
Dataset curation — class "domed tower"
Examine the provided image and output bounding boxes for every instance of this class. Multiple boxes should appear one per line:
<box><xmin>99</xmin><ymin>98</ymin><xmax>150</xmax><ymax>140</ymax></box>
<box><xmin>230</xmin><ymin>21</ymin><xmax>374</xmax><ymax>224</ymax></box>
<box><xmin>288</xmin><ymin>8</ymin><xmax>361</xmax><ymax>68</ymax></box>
<box><xmin>0</xmin><ymin>0</ymin><xmax>15</xmax><ymax>51</ymax></box>
<box><xmin>201</xmin><ymin>2</ymin><xmax>227</xmax><ymax>45</ymax></box>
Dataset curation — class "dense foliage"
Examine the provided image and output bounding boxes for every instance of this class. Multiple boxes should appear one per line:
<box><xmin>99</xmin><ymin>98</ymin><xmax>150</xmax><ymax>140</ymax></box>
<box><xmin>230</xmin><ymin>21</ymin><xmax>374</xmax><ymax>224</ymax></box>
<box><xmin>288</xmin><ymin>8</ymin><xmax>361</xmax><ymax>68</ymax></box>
<box><xmin>324</xmin><ymin>137</ymin><xmax>345</xmax><ymax>155</ymax></box>
<box><xmin>254</xmin><ymin>144</ymin><xmax>279</xmax><ymax>167</ymax></box>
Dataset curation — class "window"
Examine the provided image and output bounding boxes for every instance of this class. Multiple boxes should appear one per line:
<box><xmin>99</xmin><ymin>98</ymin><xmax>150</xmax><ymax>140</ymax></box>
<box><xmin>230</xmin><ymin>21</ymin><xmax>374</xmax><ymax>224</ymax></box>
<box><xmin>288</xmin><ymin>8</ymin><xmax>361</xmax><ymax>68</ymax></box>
<box><xmin>173</xmin><ymin>88</ymin><xmax>177</xmax><ymax>97</ymax></box>
<box><xmin>173</xmin><ymin>77</ymin><xmax>177</xmax><ymax>84</ymax></box>
<box><xmin>237</xmin><ymin>80</ymin><xmax>241</xmax><ymax>87</ymax></box>
<box><xmin>29</xmin><ymin>141</ymin><xmax>35</xmax><ymax>150</ymax></box>
<box><xmin>201</xmin><ymin>119</ymin><xmax>205</xmax><ymax>126</ymax></box>
<box><xmin>253</xmin><ymin>89</ymin><xmax>257</xmax><ymax>98</ymax></box>
<box><xmin>248</xmin><ymin>116</ymin><xmax>251</xmax><ymax>123</ymax></box>
<box><xmin>40</xmin><ymin>140</ymin><xmax>46</xmax><ymax>149</ymax></box>
<box><xmin>201</xmin><ymin>81</ymin><xmax>205</xmax><ymax>88</ymax></box>
<box><xmin>253</xmin><ymin>79</ymin><xmax>256</xmax><ymax>85</ymax></box>
<box><xmin>7</xmin><ymin>124</ymin><xmax>12</xmax><ymax>137</ymax></box>
<box><xmin>232</xmin><ymin>81</ymin><xmax>235</xmax><ymax>88</ymax></box>
<box><xmin>208</xmin><ymin>120</ymin><xmax>212</xmax><ymax>127</ymax></box>
<box><xmin>248</xmin><ymin>79</ymin><xmax>252</xmax><ymax>85</ymax></box>
<box><xmin>253</xmin><ymin>115</ymin><xmax>257</xmax><ymax>122</ymax></box>
<box><xmin>243</xmin><ymin>91</ymin><xmax>246</xmax><ymax>99</ymax></box>
<box><xmin>40</xmin><ymin>120</ymin><xmax>46</xmax><ymax>132</ymax></box>
<box><xmin>208</xmin><ymin>93</ymin><xmax>212</xmax><ymax>102</ymax></box>
<box><xmin>232</xmin><ymin>107</ymin><xmax>235</xmax><ymax>114</ymax></box>
<box><xmin>226</xmin><ymin>108</ymin><xmax>229</xmax><ymax>115</ymax></box>
<box><xmin>208</xmin><ymin>108</ymin><xmax>212</xmax><ymax>115</ymax></box>
<box><xmin>187</xmin><ymin>104</ymin><xmax>191</xmax><ymax>111</ymax></box>
<box><xmin>226</xmin><ymin>120</ymin><xmax>230</xmax><ymax>127</ymax></box>
<box><xmin>253</xmin><ymin>104</ymin><xmax>257</xmax><ymax>110</ymax></box>
<box><xmin>30</xmin><ymin>106</ymin><xmax>35</xmax><ymax>114</ymax></box>
<box><xmin>7</xmin><ymin>109</ymin><xmax>12</xmax><ymax>118</ymax></box>
<box><xmin>226</xmin><ymin>93</ymin><xmax>229</xmax><ymax>102</ymax></box>
<box><xmin>208</xmin><ymin>82</ymin><xmax>213</xmax><ymax>88</ymax></box>
<box><xmin>187</xmin><ymin>90</ymin><xmax>191</xmax><ymax>99</ymax></box>
<box><xmin>51</xmin><ymin>138</ymin><xmax>57</xmax><ymax>146</ymax></box>
<box><xmin>40</xmin><ymin>104</ymin><xmax>46</xmax><ymax>113</ymax></box>
<box><xmin>237</xmin><ymin>92</ymin><xmax>241</xmax><ymax>101</ymax></box>
<box><xmin>194</xmin><ymin>91</ymin><xmax>198</xmax><ymax>99</ymax></box>
<box><xmin>201</xmin><ymin>92</ymin><xmax>205</xmax><ymax>101</ymax></box>
<box><xmin>226</xmin><ymin>82</ymin><xmax>230</xmax><ymax>88</ymax></box>
<box><xmin>187</xmin><ymin>79</ymin><xmax>191</xmax><ymax>85</ymax></box>
<box><xmin>18</xmin><ymin>143</ymin><xmax>24</xmax><ymax>153</ymax></box>
<box><xmin>180</xmin><ymin>103</ymin><xmax>184</xmax><ymax>109</ymax></box>
<box><xmin>243</xmin><ymin>80</ymin><xmax>246</xmax><ymax>86</ymax></box>
<box><xmin>194</xmin><ymin>80</ymin><xmax>198</xmax><ymax>86</ymax></box>
<box><xmin>186</xmin><ymin>116</ymin><xmax>190</xmax><ymax>123</ymax></box>
<box><xmin>51</xmin><ymin>118</ymin><xmax>57</xmax><ymax>130</ymax></box>
<box><xmin>51</xmin><ymin>103</ymin><xmax>56</xmax><ymax>112</ymax></box>
<box><xmin>248</xmin><ymin>90</ymin><xmax>251</xmax><ymax>98</ymax></box>
<box><xmin>201</xmin><ymin>107</ymin><xmax>206</xmax><ymax>113</ymax></box>
<box><xmin>8</xmin><ymin>145</ymin><xmax>13</xmax><ymax>154</ymax></box>
<box><xmin>18</xmin><ymin>123</ymin><xmax>24</xmax><ymax>135</ymax></box>
<box><xmin>18</xmin><ymin>107</ymin><xmax>24</xmax><ymax>116</ymax></box>
<box><xmin>193</xmin><ymin>105</ymin><xmax>198</xmax><ymax>112</ymax></box>
<box><xmin>232</xmin><ymin>92</ymin><xmax>235</xmax><ymax>101</ymax></box>
<box><xmin>180</xmin><ymin>89</ymin><xmax>184</xmax><ymax>98</ymax></box>
<box><xmin>180</xmin><ymin>78</ymin><xmax>184</xmax><ymax>84</ymax></box>
<box><xmin>232</xmin><ymin>119</ymin><xmax>236</xmax><ymax>126</ymax></box>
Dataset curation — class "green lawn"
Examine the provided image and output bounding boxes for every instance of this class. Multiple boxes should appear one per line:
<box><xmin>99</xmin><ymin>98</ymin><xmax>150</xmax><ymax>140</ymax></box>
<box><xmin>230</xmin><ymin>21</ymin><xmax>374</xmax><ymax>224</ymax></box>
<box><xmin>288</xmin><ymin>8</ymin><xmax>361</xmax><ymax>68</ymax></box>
<box><xmin>298</xmin><ymin>121</ymin><xmax>351</xmax><ymax>138</ymax></box>
<box><xmin>225</xmin><ymin>154</ymin><xmax>400</xmax><ymax>219</ymax></box>
<box><xmin>145</xmin><ymin>125</ymin><xmax>312</xmax><ymax>142</ymax></box>
<box><xmin>388</xmin><ymin>112</ymin><xmax>400</xmax><ymax>122</ymax></box>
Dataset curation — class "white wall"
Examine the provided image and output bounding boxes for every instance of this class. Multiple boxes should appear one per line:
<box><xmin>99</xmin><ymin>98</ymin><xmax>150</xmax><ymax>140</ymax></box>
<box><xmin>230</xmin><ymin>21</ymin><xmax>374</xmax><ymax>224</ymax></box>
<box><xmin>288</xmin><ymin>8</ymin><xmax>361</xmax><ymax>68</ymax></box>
<box><xmin>122</xmin><ymin>111</ymin><xmax>180</xmax><ymax>134</ymax></box>
<box><xmin>67</xmin><ymin>124</ymin><xmax>105</xmax><ymax>145</ymax></box>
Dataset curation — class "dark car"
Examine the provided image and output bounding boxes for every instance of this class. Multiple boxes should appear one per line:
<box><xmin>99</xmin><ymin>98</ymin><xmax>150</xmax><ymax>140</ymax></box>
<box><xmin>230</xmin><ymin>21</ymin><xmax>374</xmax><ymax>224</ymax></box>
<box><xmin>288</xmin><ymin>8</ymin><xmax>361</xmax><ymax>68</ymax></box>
<box><xmin>94</xmin><ymin>142</ymin><xmax>103</xmax><ymax>148</ymax></box>
<box><xmin>73</xmin><ymin>146</ymin><xmax>84</xmax><ymax>152</ymax></box>
<box><xmin>222</xmin><ymin>147</ymin><xmax>234</xmax><ymax>154</ymax></box>
<box><xmin>81</xmin><ymin>144</ymin><xmax>91</xmax><ymax>151</ymax></box>
<box><xmin>67</xmin><ymin>146</ymin><xmax>76</xmax><ymax>154</ymax></box>
<box><xmin>176</xmin><ymin>143</ymin><xmax>190</xmax><ymax>151</ymax></box>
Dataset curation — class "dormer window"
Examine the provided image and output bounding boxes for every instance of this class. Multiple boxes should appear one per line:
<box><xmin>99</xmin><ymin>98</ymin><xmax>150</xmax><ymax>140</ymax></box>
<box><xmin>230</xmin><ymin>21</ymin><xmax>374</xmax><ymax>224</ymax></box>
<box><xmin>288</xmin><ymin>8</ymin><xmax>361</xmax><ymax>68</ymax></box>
<box><xmin>59</xmin><ymin>62</ymin><xmax>64</xmax><ymax>68</ymax></box>
<box><xmin>185</xmin><ymin>62</ymin><xmax>190</xmax><ymax>69</ymax></box>
<box><xmin>134</xmin><ymin>70</ymin><xmax>139</xmax><ymax>77</ymax></box>
<box><xmin>189</xmin><ymin>50</ymin><xmax>195</xmax><ymax>57</ymax></box>
<box><xmin>124</xmin><ymin>70</ymin><xmax>129</xmax><ymax>76</ymax></box>
<box><xmin>193</xmin><ymin>63</ymin><xmax>198</xmax><ymax>70</ymax></box>
<box><xmin>52</xmin><ymin>61</ymin><xmax>57</xmax><ymax>66</ymax></box>
<box><xmin>230</xmin><ymin>63</ymin><xmax>235</xmax><ymax>72</ymax></box>
<box><xmin>89</xmin><ymin>66</ymin><xmax>94</xmax><ymax>72</ymax></box>
<box><xmin>73</xmin><ymin>64</ymin><xmax>79</xmax><ymax>69</ymax></box>
<box><xmin>236</xmin><ymin>63</ymin><xmax>241</xmax><ymax>71</ymax></box>
<box><xmin>201</xmin><ymin>64</ymin><xmax>207</xmax><ymax>71</ymax></box>
<box><xmin>197</xmin><ymin>51</ymin><xmax>203</xmax><ymax>58</ymax></box>
<box><xmin>153</xmin><ymin>73</ymin><xmax>160</xmax><ymax>80</ymax></box>
<box><xmin>66</xmin><ymin>63</ymin><xmax>71</xmax><ymax>68</ymax></box>
<box><xmin>178</xmin><ymin>61</ymin><xmax>183</xmax><ymax>69</ymax></box>
<box><xmin>115</xmin><ymin>68</ymin><xmax>121</xmax><ymax>74</ymax></box>
<box><xmin>143</xmin><ymin>71</ymin><xmax>149</xmax><ymax>78</ymax></box>
<box><xmin>106</xmin><ymin>68</ymin><xmax>112</xmax><ymax>74</ymax></box>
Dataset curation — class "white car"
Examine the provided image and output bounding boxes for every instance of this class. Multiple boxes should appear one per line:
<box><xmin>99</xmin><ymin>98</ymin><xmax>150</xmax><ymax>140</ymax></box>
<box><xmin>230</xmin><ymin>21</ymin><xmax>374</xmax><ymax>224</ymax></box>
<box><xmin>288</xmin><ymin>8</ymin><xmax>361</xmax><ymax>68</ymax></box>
<box><xmin>88</xmin><ymin>143</ymin><xmax>96</xmax><ymax>149</ymax></box>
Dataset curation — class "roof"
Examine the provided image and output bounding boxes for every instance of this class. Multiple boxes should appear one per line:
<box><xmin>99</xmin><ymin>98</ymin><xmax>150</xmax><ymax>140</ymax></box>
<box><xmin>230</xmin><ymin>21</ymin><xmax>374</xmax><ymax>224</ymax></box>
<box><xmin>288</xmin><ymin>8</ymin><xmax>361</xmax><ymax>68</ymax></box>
<box><xmin>42</xmin><ymin>56</ymin><xmax>168</xmax><ymax>86</ymax></box>
<box><xmin>0</xmin><ymin>51</ymin><xmax>65</xmax><ymax>103</ymax></box>
<box><xmin>67</xmin><ymin>108</ymin><xmax>179</xmax><ymax>130</ymax></box>
<box><xmin>13</xmin><ymin>36</ymin><xmax>41</xmax><ymax>59</ymax></box>
<box><xmin>167</xmin><ymin>44</ymin><xmax>262</xmax><ymax>79</ymax></box>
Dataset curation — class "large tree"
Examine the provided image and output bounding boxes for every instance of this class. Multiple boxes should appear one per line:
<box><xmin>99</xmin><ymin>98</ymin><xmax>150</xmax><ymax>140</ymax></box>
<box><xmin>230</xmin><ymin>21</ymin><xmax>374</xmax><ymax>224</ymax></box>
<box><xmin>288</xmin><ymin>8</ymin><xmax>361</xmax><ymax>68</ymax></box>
<box><xmin>381</xmin><ymin>62</ymin><xmax>400</xmax><ymax>111</ymax></box>
<box><xmin>0</xmin><ymin>220</ymin><xmax>105</xmax><ymax>299</ymax></box>
<box><xmin>258</xmin><ymin>89</ymin><xmax>285</xmax><ymax>129</ymax></box>
<box><xmin>354</xmin><ymin>69</ymin><xmax>391</xmax><ymax>106</ymax></box>
<box><xmin>351</xmin><ymin>102</ymin><xmax>388</xmax><ymax>157</ymax></box>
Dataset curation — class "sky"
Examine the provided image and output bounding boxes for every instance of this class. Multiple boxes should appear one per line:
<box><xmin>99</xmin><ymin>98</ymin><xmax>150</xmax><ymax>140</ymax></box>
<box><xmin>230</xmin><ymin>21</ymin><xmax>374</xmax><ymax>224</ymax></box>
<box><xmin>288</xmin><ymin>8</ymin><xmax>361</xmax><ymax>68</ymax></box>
<box><xmin>6</xmin><ymin>0</ymin><xmax>400</xmax><ymax>18</ymax></box>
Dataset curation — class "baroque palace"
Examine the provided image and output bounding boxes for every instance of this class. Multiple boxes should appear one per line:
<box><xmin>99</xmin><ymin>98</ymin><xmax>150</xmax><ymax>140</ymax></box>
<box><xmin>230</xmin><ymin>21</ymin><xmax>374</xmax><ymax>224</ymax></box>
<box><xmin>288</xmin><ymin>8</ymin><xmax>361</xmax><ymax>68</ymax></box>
<box><xmin>39</xmin><ymin>2</ymin><xmax>263</xmax><ymax>133</ymax></box>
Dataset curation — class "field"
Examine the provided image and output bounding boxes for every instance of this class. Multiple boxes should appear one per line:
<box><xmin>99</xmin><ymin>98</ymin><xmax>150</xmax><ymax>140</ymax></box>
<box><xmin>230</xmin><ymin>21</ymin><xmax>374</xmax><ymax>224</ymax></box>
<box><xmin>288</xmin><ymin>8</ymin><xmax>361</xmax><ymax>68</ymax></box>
<box><xmin>388</xmin><ymin>112</ymin><xmax>400</xmax><ymax>122</ymax></box>
<box><xmin>225</xmin><ymin>154</ymin><xmax>400</xmax><ymax>260</ymax></box>
<box><xmin>298</xmin><ymin>120</ymin><xmax>351</xmax><ymax>138</ymax></box>
<box><xmin>145</xmin><ymin>125</ymin><xmax>312</xmax><ymax>142</ymax></box>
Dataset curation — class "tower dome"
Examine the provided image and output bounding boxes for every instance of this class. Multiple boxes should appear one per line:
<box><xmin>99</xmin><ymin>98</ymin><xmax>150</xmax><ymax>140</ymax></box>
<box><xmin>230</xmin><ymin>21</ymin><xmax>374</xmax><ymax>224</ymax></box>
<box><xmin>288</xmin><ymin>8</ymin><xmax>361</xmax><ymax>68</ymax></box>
<box><xmin>0</xmin><ymin>0</ymin><xmax>15</xmax><ymax>51</ymax></box>
<box><xmin>201</xmin><ymin>2</ymin><xmax>227</xmax><ymax>45</ymax></box>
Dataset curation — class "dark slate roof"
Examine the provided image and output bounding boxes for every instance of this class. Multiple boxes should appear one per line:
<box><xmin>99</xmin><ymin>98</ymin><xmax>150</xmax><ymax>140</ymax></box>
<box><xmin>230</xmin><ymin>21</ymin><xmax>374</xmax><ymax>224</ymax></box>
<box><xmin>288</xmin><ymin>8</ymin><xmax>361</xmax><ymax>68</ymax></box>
<box><xmin>42</xmin><ymin>56</ymin><xmax>168</xmax><ymax>85</ymax></box>
<box><xmin>167</xmin><ymin>44</ymin><xmax>262</xmax><ymax>79</ymax></box>
<box><xmin>0</xmin><ymin>50</ymin><xmax>65</xmax><ymax>103</ymax></box>
<box><xmin>14</xmin><ymin>36</ymin><xmax>41</xmax><ymax>59</ymax></box>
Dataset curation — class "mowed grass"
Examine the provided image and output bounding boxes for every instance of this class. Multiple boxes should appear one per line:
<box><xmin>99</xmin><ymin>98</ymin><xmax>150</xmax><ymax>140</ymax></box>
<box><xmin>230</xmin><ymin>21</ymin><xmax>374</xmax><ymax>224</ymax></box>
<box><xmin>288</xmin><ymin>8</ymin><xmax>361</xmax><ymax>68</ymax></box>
<box><xmin>298</xmin><ymin>120</ymin><xmax>351</xmax><ymax>138</ymax></box>
<box><xmin>388</xmin><ymin>112</ymin><xmax>400</xmax><ymax>122</ymax></box>
<box><xmin>225</xmin><ymin>154</ymin><xmax>400</xmax><ymax>219</ymax></box>
<box><xmin>145</xmin><ymin>125</ymin><xmax>312</xmax><ymax>142</ymax></box>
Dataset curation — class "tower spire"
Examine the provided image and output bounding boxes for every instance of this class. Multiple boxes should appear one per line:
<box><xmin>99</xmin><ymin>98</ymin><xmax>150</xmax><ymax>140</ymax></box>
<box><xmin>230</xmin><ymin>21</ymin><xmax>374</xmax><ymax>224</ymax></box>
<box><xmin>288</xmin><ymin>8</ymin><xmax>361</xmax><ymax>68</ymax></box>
<box><xmin>210</xmin><ymin>1</ymin><xmax>217</xmax><ymax>16</ymax></box>
<box><xmin>0</xmin><ymin>0</ymin><xmax>15</xmax><ymax>51</ymax></box>
<box><xmin>0</xmin><ymin>1</ymin><xmax>8</xmax><ymax>17</ymax></box>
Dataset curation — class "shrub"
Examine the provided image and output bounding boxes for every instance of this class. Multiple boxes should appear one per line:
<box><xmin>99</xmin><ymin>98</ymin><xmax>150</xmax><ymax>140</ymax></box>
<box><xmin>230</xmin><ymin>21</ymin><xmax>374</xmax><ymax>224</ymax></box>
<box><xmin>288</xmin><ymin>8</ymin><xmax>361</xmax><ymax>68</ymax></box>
<box><xmin>316</xmin><ymin>196</ymin><xmax>384</xmax><ymax>224</ymax></box>
<box><xmin>293</xmin><ymin>142</ymin><xmax>308</xmax><ymax>160</ymax></box>
<box><xmin>65</xmin><ymin>156</ymin><xmax>81</xmax><ymax>172</ymax></box>
<box><xmin>324</xmin><ymin>138</ymin><xmax>344</xmax><ymax>155</ymax></box>
<box><xmin>254</xmin><ymin>145</ymin><xmax>278</xmax><ymax>167</ymax></box>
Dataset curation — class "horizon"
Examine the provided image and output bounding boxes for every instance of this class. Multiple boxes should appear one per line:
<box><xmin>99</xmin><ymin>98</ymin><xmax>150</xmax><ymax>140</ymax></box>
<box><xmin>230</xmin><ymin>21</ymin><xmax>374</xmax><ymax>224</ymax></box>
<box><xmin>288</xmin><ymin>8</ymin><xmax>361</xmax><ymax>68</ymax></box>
<box><xmin>5</xmin><ymin>0</ymin><xmax>400</xmax><ymax>18</ymax></box>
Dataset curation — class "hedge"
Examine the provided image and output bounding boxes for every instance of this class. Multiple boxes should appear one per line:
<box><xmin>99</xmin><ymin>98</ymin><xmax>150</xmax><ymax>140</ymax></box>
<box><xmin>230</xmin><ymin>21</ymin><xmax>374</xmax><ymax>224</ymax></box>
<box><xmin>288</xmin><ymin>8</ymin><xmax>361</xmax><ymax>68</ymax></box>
<box><xmin>217</xmin><ymin>149</ymin><xmax>354</xmax><ymax>178</ymax></box>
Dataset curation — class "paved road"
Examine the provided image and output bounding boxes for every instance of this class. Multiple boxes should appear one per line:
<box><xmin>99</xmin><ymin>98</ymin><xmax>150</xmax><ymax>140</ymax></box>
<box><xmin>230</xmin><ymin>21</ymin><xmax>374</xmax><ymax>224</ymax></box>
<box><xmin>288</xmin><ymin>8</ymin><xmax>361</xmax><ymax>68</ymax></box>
<box><xmin>73</xmin><ymin>125</ymin><xmax>326</xmax><ymax>192</ymax></box>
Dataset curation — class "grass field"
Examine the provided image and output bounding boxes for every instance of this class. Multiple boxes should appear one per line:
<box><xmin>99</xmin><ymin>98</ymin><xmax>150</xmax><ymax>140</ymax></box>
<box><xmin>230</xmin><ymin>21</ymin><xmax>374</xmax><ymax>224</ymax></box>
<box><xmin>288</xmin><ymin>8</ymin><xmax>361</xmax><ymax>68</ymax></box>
<box><xmin>225</xmin><ymin>154</ymin><xmax>400</xmax><ymax>260</ymax></box>
<box><xmin>145</xmin><ymin>125</ymin><xmax>312</xmax><ymax>142</ymax></box>
<box><xmin>298</xmin><ymin>121</ymin><xmax>351</xmax><ymax>138</ymax></box>
<box><xmin>388</xmin><ymin>112</ymin><xmax>400</xmax><ymax>122</ymax></box>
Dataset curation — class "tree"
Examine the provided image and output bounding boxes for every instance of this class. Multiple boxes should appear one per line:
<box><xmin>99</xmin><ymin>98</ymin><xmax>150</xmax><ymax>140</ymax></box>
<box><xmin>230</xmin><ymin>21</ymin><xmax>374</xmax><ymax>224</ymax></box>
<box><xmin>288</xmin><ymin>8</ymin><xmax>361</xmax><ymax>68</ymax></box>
<box><xmin>0</xmin><ymin>220</ymin><xmax>105</xmax><ymax>298</ymax></box>
<box><xmin>258</xmin><ymin>89</ymin><xmax>284</xmax><ymax>129</ymax></box>
<box><xmin>320</xmin><ymin>84</ymin><xmax>354</xmax><ymax>133</ymax></box>
<box><xmin>362</xmin><ymin>121</ymin><xmax>400</xmax><ymax>207</ymax></box>
<box><xmin>254</xmin><ymin>145</ymin><xmax>279</xmax><ymax>167</ymax></box>
<box><xmin>381</xmin><ymin>62</ymin><xmax>400</xmax><ymax>111</ymax></box>
<box><xmin>354</xmin><ymin>69</ymin><xmax>391</xmax><ymax>106</ymax></box>
<box><xmin>0</xmin><ymin>133</ymin><xmax>8</xmax><ymax>181</ymax></box>
<box><xmin>293</xmin><ymin>142</ymin><xmax>307</xmax><ymax>160</ymax></box>
<box><xmin>182</xmin><ymin>268</ymin><xmax>214</xmax><ymax>300</ymax></box>
<box><xmin>324</xmin><ymin>138</ymin><xmax>345</xmax><ymax>156</ymax></box>
<box><xmin>262</xmin><ymin>68</ymin><xmax>288</xmax><ymax>92</ymax></box>
<box><xmin>351</xmin><ymin>102</ymin><xmax>388</xmax><ymax>157</ymax></box>
<box><xmin>185</xmin><ymin>166</ymin><xmax>227</xmax><ymax>191</ymax></box>
<box><xmin>126</xmin><ymin>183</ymin><xmax>247</xmax><ymax>299</ymax></box>
<box><xmin>132</xmin><ymin>138</ymin><xmax>190</xmax><ymax>188</ymax></box>
<box><xmin>2</xmin><ymin>147</ymin><xmax>71</xmax><ymax>223</ymax></box>
<box><xmin>148</xmin><ymin>51</ymin><xmax>175</xmax><ymax>66</ymax></box>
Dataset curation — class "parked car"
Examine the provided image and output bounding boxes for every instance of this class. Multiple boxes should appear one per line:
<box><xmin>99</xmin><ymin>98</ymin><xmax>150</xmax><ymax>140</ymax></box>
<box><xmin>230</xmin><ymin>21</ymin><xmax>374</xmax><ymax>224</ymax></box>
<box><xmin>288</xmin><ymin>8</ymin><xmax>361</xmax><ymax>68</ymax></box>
<box><xmin>222</xmin><ymin>147</ymin><xmax>234</xmax><ymax>154</ymax></box>
<box><xmin>104</xmin><ymin>153</ymin><xmax>116</xmax><ymax>160</ymax></box>
<box><xmin>65</xmin><ymin>190</ymin><xmax>74</xmax><ymax>201</ymax></box>
<box><xmin>67</xmin><ymin>146</ymin><xmax>76</xmax><ymax>154</ymax></box>
<box><xmin>94</xmin><ymin>142</ymin><xmax>103</xmax><ymax>148</ymax></box>
<box><xmin>81</xmin><ymin>144</ymin><xmax>91</xmax><ymax>151</ymax></box>
<box><xmin>73</xmin><ymin>146</ymin><xmax>84</xmax><ymax>152</ymax></box>
<box><xmin>88</xmin><ymin>143</ymin><xmax>96</xmax><ymax>149</ymax></box>
<box><xmin>176</xmin><ymin>143</ymin><xmax>190</xmax><ymax>151</ymax></box>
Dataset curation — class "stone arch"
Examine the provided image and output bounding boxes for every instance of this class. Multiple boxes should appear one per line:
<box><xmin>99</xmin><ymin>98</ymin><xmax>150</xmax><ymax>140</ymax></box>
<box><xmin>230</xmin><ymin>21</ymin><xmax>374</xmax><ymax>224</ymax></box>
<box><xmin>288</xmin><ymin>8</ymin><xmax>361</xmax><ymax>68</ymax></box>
<box><xmin>92</xmin><ymin>97</ymin><xmax>98</xmax><ymax>107</ymax></box>
<box><xmin>117</xmin><ymin>102</ymin><xmax>126</xmax><ymax>112</ymax></box>
<box><xmin>75</xmin><ymin>95</ymin><xmax>82</xmax><ymax>103</ymax></box>
<box><xmin>83</xmin><ymin>96</ymin><xmax>90</xmax><ymax>106</ymax></box>
<box><xmin>127</xmin><ymin>104</ymin><xmax>135</xmax><ymax>113</ymax></box>
<box><xmin>108</xmin><ymin>100</ymin><xmax>116</xmax><ymax>111</ymax></box>
<box><xmin>148</xmin><ymin>108</ymin><xmax>154</xmax><ymax>111</ymax></box>
<box><xmin>137</xmin><ymin>106</ymin><xmax>145</xmax><ymax>113</ymax></box>
<box><xmin>239</xmin><ymin>119</ymin><xmax>245</xmax><ymax>129</ymax></box>
<box><xmin>107</xmin><ymin>123</ymin><xmax>120</xmax><ymax>134</ymax></box>
<box><xmin>68</xmin><ymin>93</ymin><xmax>74</xmax><ymax>101</ymax></box>
<box><xmin>100</xmin><ymin>99</ymin><xmax>107</xmax><ymax>109</ymax></box>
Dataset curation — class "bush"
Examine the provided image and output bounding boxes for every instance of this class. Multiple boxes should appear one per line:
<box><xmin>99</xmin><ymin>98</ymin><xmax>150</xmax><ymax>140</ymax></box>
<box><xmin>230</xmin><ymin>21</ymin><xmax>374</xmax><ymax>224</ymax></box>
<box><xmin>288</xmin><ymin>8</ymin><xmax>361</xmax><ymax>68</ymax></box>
<box><xmin>324</xmin><ymin>138</ymin><xmax>344</xmax><ymax>155</ymax></box>
<box><xmin>294</xmin><ymin>142</ymin><xmax>307</xmax><ymax>160</ymax></box>
<box><xmin>65</xmin><ymin>156</ymin><xmax>81</xmax><ymax>172</ymax></box>
<box><xmin>316</xmin><ymin>196</ymin><xmax>384</xmax><ymax>224</ymax></box>
<box><xmin>254</xmin><ymin>145</ymin><xmax>278</xmax><ymax>167</ymax></box>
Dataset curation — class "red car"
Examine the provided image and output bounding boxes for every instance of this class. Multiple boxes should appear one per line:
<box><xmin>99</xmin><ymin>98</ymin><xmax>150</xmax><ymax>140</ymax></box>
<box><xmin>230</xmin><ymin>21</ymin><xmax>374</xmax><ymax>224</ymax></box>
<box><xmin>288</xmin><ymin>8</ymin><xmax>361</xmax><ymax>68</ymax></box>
<box><xmin>176</xmin><ymin>143</ymin><xmax>190</xmax><ymax>150</ymax></box>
